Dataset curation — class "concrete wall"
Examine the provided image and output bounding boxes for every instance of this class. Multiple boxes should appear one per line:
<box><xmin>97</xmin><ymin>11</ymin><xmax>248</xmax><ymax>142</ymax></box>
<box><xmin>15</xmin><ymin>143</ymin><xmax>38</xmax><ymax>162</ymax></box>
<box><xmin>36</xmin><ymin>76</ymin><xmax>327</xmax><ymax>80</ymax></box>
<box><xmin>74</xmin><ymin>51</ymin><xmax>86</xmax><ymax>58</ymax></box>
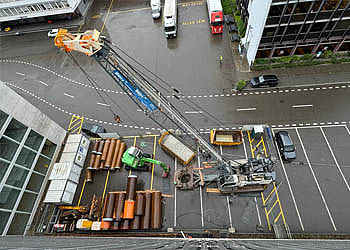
<box><xmin>0</xmin><ymin>81</ymin><xmax>66</xmax><ymax>146</ymax></box>
<box><xmin>240</xmin><ymin>0</ymin><xmax>272</xmax><ymax>66</ymax></box>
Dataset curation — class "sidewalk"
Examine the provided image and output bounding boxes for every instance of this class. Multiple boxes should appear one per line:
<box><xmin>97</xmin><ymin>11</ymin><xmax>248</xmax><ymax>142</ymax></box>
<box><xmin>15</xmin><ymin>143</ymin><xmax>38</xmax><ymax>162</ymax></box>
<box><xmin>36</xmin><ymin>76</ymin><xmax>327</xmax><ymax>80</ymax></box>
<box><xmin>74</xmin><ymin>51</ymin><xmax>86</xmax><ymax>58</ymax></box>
<box><xmin>228</xmin><ymin>29</ymin><xmax>350</xmax><ymax>86</ymax></box>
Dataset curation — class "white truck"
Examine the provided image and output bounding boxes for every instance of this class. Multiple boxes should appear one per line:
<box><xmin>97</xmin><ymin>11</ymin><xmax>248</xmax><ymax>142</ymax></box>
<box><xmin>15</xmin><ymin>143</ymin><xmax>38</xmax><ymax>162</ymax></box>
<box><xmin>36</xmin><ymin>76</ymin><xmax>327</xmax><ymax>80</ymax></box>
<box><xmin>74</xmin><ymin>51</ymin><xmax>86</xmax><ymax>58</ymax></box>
<box><xmin>163</xmin><ymin>0</ymin><xmax>177</xmax><ymax>38</ymax></box>
<box><xmin>151</xmin><ymin>0</ymin><xmax>161</xmax><ymax>19</ymax></box>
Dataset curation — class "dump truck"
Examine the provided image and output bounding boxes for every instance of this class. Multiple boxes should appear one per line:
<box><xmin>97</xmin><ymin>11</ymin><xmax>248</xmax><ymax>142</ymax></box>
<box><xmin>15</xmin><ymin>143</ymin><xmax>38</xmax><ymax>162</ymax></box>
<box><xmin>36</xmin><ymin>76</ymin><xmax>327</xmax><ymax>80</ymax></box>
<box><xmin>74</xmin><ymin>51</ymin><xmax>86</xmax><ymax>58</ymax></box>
<box><xmin>210</xmin><ymin>129</ymin><xmax>243</xmax><ymax>146</ymax></box>
<box><xmin>159</xmin><ymin>131</ymin><xmax>195</xmax><ymax>165</ymax></box>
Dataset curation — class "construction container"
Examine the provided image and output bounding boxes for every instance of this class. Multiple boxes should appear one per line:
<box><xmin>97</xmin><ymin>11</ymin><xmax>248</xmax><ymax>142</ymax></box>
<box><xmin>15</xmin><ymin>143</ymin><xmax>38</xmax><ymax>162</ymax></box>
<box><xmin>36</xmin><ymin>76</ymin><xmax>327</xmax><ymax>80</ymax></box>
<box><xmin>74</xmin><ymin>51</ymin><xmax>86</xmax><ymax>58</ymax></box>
<box><xmin>210</xmin><ymin>129</ymin><xmax>243</xmax><ymax>146</ymax></box>
<box><xmin>44</xmin><ymin>179</ymin><xmax>77</xmax><ymax>204</ymax></box>
<box><xmin>159</xmin><ymin>131</ymin><xmax>195</xmax><ymax>165</ymax></box>
<box><xmin>91</xmin><ymin>221</ymin><xmax>101</xmax><ymax>231</ymax></box>
<box><xmin>76</xmin><ymin>219</ymin><xmax>92</xmax><ymax>230</ymax></box>
<box><xmin>49</xmin><ymin>162</ymin><xmax>82</xmax><ymax>184</ymax></box>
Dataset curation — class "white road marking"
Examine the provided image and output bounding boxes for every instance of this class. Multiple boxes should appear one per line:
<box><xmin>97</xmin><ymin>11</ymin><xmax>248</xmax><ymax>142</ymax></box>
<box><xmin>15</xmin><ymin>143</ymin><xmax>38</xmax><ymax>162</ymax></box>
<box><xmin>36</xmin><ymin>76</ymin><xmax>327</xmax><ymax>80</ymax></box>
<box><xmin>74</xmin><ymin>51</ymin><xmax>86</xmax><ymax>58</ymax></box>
<box><xmin>320</xmin><ymin>127</ymin><xmax>350</xmax><ymax>192</ymax></box>
<box><xmin>97</xmin><ymin>102</ymin><xmax>110</xmax><ymax>107</ymax></box>
<box><xmin>174</xmin><ymin>157</ymin><xmax>177</xmax><ymax>228</ymax></box>
<box><xmin>63</xmin><ymin>93</ymin><xmax>74</xmax><ymax>98</ymax></box>
<box><xmin>272</xmin><ymin>129</ymin><xmax>305</xmax><ymax>231</ymax></box>
<box><xmin>236</xmin><ymin>108</ymin><xmax>256</xmax><ymax>111</ymax></box>
<box><xmin>226</xmin><ymin>196</ymin><xmax>233</xmax><ymax>228</ymax></box>
<box><xmin>184</xmin><ymin>111</ymin><xmax>203</xmax><ymax>114</ymax></box>
<box><xmin>38</xmin><ymin>80</ymin><xmax>48</xmax><ymax>86</ymax></box>
<box><xmin>292</xmin><ymin>104</ymin><xmax>313</xmax><ymax>108</ymax></box>
<box><xmin>296</xmin><ymin>128</ymin><xmax>337</xmax><ymax>231</ymax></box>
<box><xmin>15</xmin><ymin>72</ymin><xmax>25</xmax><ymax>76</ymax></box>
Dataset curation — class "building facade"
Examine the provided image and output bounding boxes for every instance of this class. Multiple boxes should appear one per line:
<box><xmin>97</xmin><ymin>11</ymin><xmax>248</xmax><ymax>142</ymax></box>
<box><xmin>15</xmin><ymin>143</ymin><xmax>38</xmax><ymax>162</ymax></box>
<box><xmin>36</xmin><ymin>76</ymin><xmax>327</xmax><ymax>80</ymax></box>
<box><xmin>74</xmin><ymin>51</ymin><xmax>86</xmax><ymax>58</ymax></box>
<box><xmin>237</xmin><ymin>0</ymin><xmax>350</xmax><ymax>66</ymax></box>
<box><xmin>0</xmin><ymin>81</ymin><xmax>66</xmax><ymax>235</ymax></box>
<box><xmin>0</xmin><ymin>0</ymin><xmax>92</xmax><ymax>28</ymax></box>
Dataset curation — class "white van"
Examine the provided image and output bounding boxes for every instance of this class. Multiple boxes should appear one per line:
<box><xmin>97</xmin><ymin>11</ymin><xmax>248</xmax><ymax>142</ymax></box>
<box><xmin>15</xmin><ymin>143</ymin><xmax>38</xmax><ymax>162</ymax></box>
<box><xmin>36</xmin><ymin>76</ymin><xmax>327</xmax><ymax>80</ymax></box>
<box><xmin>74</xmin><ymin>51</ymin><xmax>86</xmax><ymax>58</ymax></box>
<box><xmin>163</xmin><ymin>0</ymin><xmax>177</xmax><ymax>38</ymax></box>
<box><xmin>151</xmin><ymin>0</ymin><xmax>161</xmax><ymax>19</ymax></box>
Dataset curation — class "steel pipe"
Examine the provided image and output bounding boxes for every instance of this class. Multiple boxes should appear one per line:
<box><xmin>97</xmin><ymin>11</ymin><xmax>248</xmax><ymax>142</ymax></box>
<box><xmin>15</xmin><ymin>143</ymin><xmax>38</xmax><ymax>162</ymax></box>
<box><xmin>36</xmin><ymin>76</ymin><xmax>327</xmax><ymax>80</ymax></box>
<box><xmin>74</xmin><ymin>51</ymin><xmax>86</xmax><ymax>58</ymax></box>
<box><xmin>91</xmin><ymin>141</ymin><xmax>99</xmax><ymax>154</ymax></box>
<box><xmin>121</xmin><ymin>219</ymin><xmax>130</xmax><ymax>230</ymax></box>
<box><xmin>85</xmin><ymin>169</ymin><xmax>93</xmax><ymax>182</ymax></box>
<box><xmin>151</xmin><ymin>191</ymin><xmax>162</xmax><ymax>229</ymax></box>
<box><xmin>141</xmin><ymin>192</ymin><xmax>151</xmax><ymax>229</ymax></box>
<box><xmin>101</xmin><ymin>139</ymin><xmax>110</xmax><ymax>162</ymax></box>
<box><xmin>135</xmin><ymin>193</ymin><xmax>145</xmax><ymax>216</ymax></box>
<box><xmin>116</xmin><ymin>142</ymin><xmax>126</xmax><ymax>169</ymax></box>
<box><xmin>114</xmin><ymin>193</ymin><xmax>125</xmax><ymax>222</ymax></box>
<box><xmin>130</xmin><ymin>216</ymin><xmax>140</xmax><ymax>230</ymax></box>
<box><xmin>88</xmin><ymin>153</ymin><xmax>96</xmax><ymax>170</ymax></box>
<box><xmin>111</xmin><ymin>140</ymin><xmax>121</xmax><ymax>170</ymax></box>
<box><xmin>105</xmin><ymin>138</ymin><xmax>116</xmax><ymax>169</ymax></box>
<box><xmin>104</xmin><ymin>193</ymin><xmax>116</xmax><ymax>221</ymax></box>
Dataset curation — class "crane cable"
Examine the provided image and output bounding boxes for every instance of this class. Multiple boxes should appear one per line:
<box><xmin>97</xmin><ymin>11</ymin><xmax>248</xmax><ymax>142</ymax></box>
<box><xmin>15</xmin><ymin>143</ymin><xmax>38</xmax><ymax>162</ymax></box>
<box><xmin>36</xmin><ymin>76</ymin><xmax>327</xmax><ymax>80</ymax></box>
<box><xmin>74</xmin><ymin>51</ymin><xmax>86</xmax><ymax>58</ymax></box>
<box><xmin>107</xmin><ymin>42</ymin><xmax>226</xmax><ymax>128</ymax></box>
<box><xmin>67</xmin><ymin>52</ymin><xmax>138</xmax><ymax>126</ymax></box>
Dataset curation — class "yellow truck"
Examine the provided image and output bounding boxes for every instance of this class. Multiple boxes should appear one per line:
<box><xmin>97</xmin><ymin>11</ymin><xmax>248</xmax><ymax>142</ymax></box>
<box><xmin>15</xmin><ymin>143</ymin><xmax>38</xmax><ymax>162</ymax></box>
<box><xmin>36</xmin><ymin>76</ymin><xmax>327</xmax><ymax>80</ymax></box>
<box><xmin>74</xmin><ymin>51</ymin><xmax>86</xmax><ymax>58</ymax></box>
<box><xmin>210</xmin><ymin>129</ymin><xmax>243</xmax><ymax>146</ymax></box>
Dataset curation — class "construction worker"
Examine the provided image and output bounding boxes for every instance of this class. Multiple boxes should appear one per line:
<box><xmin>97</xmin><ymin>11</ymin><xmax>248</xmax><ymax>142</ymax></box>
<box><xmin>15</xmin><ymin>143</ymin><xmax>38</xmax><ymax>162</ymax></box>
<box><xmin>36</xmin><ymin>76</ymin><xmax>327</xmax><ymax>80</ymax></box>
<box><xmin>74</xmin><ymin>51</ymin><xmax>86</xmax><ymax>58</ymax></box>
<box><xmin>114</xmin><ymin>115</ymin><xmax>121</xmax><ymax>123</ymax></box>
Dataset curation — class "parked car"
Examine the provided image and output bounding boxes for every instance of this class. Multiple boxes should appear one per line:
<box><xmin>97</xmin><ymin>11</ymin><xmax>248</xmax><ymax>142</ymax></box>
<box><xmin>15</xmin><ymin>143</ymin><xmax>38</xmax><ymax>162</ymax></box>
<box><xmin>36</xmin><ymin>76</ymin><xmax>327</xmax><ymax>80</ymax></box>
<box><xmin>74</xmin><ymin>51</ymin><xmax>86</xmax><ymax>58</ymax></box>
<box><xmin>81</xmin><ymin>123</ymin><xmax>106</xmax><ymax>137</ymax></box>
<box><xmin>230</xmin><ymin>33</ymin><xmax>240</xmax><ymax>42</ymax></box>
<box><xmin>275</xmin><ymin>131</ymin><xmax>296</xmax><ymax>162</ymax></box>
<box><xmin>228</xmin><ymin>24</ymin><xmax>238</xmax><ymax>33</ymax></box>
<box><xmin>48</xmin><ymin>28</ymin><xmax>59</xmax><ymax>38</ymax></box>
<box><xmin>250</xmin><ymin>75</ymin><xmax>278</xmax><ymax>88</ymax></box>
<box><xmin>224</xmin><ymin>15</ymin><xmax>235</xmax><ymax>25</ymax></box>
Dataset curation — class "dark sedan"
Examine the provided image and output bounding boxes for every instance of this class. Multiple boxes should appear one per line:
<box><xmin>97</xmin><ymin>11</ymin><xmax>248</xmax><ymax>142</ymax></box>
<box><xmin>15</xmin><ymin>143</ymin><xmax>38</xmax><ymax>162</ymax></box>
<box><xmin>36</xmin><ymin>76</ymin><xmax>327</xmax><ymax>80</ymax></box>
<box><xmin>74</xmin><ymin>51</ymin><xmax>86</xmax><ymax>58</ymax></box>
<box><xmin>275</xmin><ymin>131</ymin><xmax>296</xmax><ymax>162</ymax></box>
<box><xmin>250</xmin><ymin>75</ymin><xmax>278</xmax><ymax>88</ymax></box>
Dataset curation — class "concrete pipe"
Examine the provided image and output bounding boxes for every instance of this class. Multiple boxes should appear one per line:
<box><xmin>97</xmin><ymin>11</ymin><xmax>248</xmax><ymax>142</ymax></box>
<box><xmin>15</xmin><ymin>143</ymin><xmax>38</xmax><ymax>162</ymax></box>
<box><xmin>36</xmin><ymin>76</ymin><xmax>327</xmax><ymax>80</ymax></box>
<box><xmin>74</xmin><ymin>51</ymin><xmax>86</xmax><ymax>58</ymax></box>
<box><xmin>115</xmin><ymin>193</ymin><xmax>125</xmax><ymax>222</ymax></box>
<box><xmin>96</xmin><ymin>140</ymin><xmax>104</xmax><ymax>155</ymax></box>
<box><xmin>130</xmin><ymin>215</ymin><xmax>140</xmax><ymax>230</ymax></box>
<box><xmin>111</xmin><ymin>140</ymin><xmax>121</xmax><ymax>171</ymax></box>
<box><xmin>151</xmin><ymin>191</ymin><xmax>162</xmax><ymax>229</ymax></box>
<box><xmin>101</xmin><ymin>139</ymin><xmax>111</xmax><ymax>162</ymax></box>
<box><xmin>85</xmin><ymin>169</ymin><xmax>93</xmax><ymax>182</ymax></box>
<box><xmin>88</xmin><ymin>153</ymin><xmax>96</xmax><ymax>170</ymax></box>
<box><xmin>135</xmin><ymin>193</ymin><xmax>145</xmax><ymax>216</ymax></box>
<box><xmin>103</xmin><ymin>193</ymin><xmax>116</xmax><ymax>221</ymax></box>
<box><xmin>121</xmin><ymin>219</ymin><xmax>130</xmax><ymax>230</ymax></box>
<box><xmin>105</xmin><ymin>138</ymin><xmax>116</xmax><ymax>169</ymax></box>
<box><xmin>116</xmin><ymin>142</ymin><xmax>126</xmax><ymax>169</ymax></box>
<box><xmin>91</xmin><ymin>141</ymin><xmax>99</xmax><ymax>154</ymax></box>
<box><xmin>141</xmin><ymin>192</ymin><xmax>151</xmax><ymax>229</ymax></box>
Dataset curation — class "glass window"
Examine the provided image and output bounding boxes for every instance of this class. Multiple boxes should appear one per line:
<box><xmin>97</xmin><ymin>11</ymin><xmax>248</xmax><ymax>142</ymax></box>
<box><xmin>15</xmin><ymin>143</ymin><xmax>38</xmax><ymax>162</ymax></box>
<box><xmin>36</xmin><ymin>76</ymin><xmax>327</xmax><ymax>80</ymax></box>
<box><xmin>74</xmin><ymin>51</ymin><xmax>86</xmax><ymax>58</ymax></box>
<box><xmin>0</xmin><ymin>110</ymin><xmax>8</xmax><ymax>129</ymax></box>
<box><xmin>0</xmin><ymin>186</ymin><xmax>20</xmax><ymax>210</ymax></box>
<box><xmin>25</xmin><ymin>130</ymin><xmax>43</xmax><ymax>151</ymax></box>
<box><xmin>6</xmin><ymin>166</ymin><xmax>29</xmax><ymax>188</ymax></box>
<box><xmin>41</xmin><ymin>139</ymin><xmax>56</xmax><ymax>158</ymax></box>
<box><xmin>0</xmin><ymin>160</ymin><xmax>10</xmax><ymax>183</ymax></box>
<box><xmin>33</xmin><ymin>155</ymin><xmax>50</xmax><ymax>175</ymax></box>
<box><xmin>15</xmin><ymin>148</ymin><xmax>37</xmax><ymax>169</ymax></box>
<box><xmin>26</xmin><ymin>173</ymin><xmax>44</xmax><ymax>193</ymax></box>
<box><xmin>4</xmin><ymin>119</ymin><xmax>27</xmax><ymax>142</ymax></box>
<box><xmin>17</xmin><ymin>192</ymin><xmax>37</xmax><ymax>213</ymax></box>
<box><xmin>7</xmin><ymin>213</ymin><xmax>30</xmax><ymax>235</ymax></box>
<box><xmin>0</xmin><ymin>137</ymin><xmax>19</xmax><ymax>161</ymax></box>
<box><xmin>0</xmin><ymin>210</ymin><xmax>10</xmax><ymax>235</ymax></box>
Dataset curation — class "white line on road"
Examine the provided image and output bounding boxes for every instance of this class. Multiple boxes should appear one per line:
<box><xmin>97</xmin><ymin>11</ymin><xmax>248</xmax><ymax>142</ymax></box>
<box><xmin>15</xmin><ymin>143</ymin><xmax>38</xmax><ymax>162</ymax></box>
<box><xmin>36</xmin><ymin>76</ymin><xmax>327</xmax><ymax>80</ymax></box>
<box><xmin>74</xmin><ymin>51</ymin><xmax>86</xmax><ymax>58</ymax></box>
<box><xmin>197</xmin><ymin>147</ymin><xmax>204</xmax><ymax>228</ymax></box>
<box><xmin>226</xmin><ymin>196</ymin><xmax>233</xmax><ymax>229</ymax></box>
<box><xmin>292</xmin><ymin>104</ymin><xmax>313</xmax><ymax>108</ymax></box>
<box><xmin>272</xmin><ymin>129</ymin><xmax>305</xmax><ymax>231</ymax></box>
<box><xmin>15</xmin><ymin>72</ymin><xmax>25</xmax><ymax>76</ymax></box>
<box><xmin>296</xmin><ymin>128</ymin><xmax>337</xmax><ymax>231</ymax></box>
<box><xmin>38</xmin><ymin>80</ymin><xmax>48</xmax><ymax>86</ymax></box>
<box><xmin>174</xmin><ymin>157</ymin><xmax>177</xmax><ymax>228</ymax></box>
<box><xmin>184</xmin><ymin>111</ymin><xmax>203</xmax><ymax>114</ymax></box>
<box><xmin>236</xmin><ymin>108</ymin><xmax>256</xmax><ymax>111</ymax></box>
<box><xmin>97</xmin><ymin>102</ymin><xmax>110</xmax><ymax>107</ymax></box>
<box><xmin>320</xmin><ymin>127</ymin><xmax>350</xmax><ymax>192</ymax></box>
<box><xmin>63</xmin><ymin>93</ymin><xmax>74</xmax><ymax>98</ymax></box>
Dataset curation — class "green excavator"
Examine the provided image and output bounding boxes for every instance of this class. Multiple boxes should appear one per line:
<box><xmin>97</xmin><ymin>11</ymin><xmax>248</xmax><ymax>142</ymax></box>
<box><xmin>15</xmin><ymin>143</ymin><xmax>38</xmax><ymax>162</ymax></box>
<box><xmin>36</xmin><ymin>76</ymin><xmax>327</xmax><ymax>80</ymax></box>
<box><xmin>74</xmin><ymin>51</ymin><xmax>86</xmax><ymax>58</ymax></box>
<box><xmin>122</xmin><ymin>146</ymin><xmax>170</xmax><ymax>178</ymax></box>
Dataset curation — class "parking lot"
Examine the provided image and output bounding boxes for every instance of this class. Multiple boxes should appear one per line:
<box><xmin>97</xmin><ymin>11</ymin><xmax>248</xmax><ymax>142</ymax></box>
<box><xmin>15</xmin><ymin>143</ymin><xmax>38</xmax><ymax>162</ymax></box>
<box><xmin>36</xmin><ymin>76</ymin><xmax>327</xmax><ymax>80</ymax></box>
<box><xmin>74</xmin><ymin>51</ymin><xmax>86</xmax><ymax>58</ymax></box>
<box><xmin>272</xmin><ymin>125</ymin><xmax>350</xmax><ymax>234</ymax></box>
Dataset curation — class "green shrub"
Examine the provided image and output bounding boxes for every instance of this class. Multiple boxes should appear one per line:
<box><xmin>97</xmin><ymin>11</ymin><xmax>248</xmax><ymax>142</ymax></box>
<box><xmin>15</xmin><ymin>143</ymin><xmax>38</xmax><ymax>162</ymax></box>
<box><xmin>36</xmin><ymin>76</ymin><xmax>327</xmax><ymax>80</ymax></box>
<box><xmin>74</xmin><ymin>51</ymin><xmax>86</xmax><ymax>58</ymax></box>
<box><xmin>236</xmin><ymin>17</ymin><xmax>246</xmax><ymax>37</ymax></box>
<box><xmin>222</xmin><ymin>0</ymin><xmax>236</xmax><ymax>15</ymax></box>
<box><xmin>301</xmin><ymin>54</ymin><xmax>313</xmax><ymax>60</ymax></box>
<box><xmin>236</xmin><ymin>80</ymin><xmax>247</xmax><ymax>91</ymax></box>
<box><xmin>322</xmin><ymin>50</ymin><xmax>333</xmax><ymax>58</ymax></box>
<box><xmin>279</xmin><ymin>56</ymin><xmax>293</xmax><ymax>64</ymax></box>
<box><xmin>254</xmin><ymin>58</ymin><xmax>269</xmax><ymax>65</ymax></box>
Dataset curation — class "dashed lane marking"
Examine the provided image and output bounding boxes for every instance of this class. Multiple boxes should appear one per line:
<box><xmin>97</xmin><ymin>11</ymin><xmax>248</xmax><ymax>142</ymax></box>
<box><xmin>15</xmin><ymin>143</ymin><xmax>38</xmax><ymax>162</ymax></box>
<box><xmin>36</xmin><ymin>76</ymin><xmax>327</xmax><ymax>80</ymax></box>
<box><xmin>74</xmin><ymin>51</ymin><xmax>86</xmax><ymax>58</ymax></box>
<box><xmin>63</xmin><ymin>93</ymin><xmax>74</xmax><ymax>98</ymax></box>
<box><xmin>3</xmin><ymin>80</ymin><xmax>350</xmax><ymax>132</ymax></box>
<box><xmin>1</xmin><ymin>60</ymin><xmax>350</xmax><ymax>100</ymax></box>
<box><xmin>15</xmin><ymin>72</ymin><xmax>25</xmax><ymax>76</ymax></box>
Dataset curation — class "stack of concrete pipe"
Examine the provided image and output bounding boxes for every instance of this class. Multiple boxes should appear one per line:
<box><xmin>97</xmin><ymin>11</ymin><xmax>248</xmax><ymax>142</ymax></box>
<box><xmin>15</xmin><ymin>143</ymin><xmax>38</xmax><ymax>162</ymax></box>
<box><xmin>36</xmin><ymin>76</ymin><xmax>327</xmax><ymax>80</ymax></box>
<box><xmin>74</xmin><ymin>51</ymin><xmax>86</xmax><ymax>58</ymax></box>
<box><xmin>86</xmin><ymin>139</ymin><xmax>126</xmax><ymax>182</ymax></box>
<box><xmin>100</xmin><ymin>176</ymin><xmax>162</xmax><ymax>230</ymax></box>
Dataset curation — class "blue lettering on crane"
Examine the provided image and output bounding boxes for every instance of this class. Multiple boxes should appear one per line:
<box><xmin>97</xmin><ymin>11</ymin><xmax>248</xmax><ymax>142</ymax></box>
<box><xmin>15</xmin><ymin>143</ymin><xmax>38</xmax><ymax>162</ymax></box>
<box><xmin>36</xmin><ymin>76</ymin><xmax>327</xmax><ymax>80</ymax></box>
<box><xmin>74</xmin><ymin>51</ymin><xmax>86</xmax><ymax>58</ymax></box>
<box><xmin>112</xmin><ymin>69</ymin><xmax>158</xmax><ymax>112</ymax></box>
